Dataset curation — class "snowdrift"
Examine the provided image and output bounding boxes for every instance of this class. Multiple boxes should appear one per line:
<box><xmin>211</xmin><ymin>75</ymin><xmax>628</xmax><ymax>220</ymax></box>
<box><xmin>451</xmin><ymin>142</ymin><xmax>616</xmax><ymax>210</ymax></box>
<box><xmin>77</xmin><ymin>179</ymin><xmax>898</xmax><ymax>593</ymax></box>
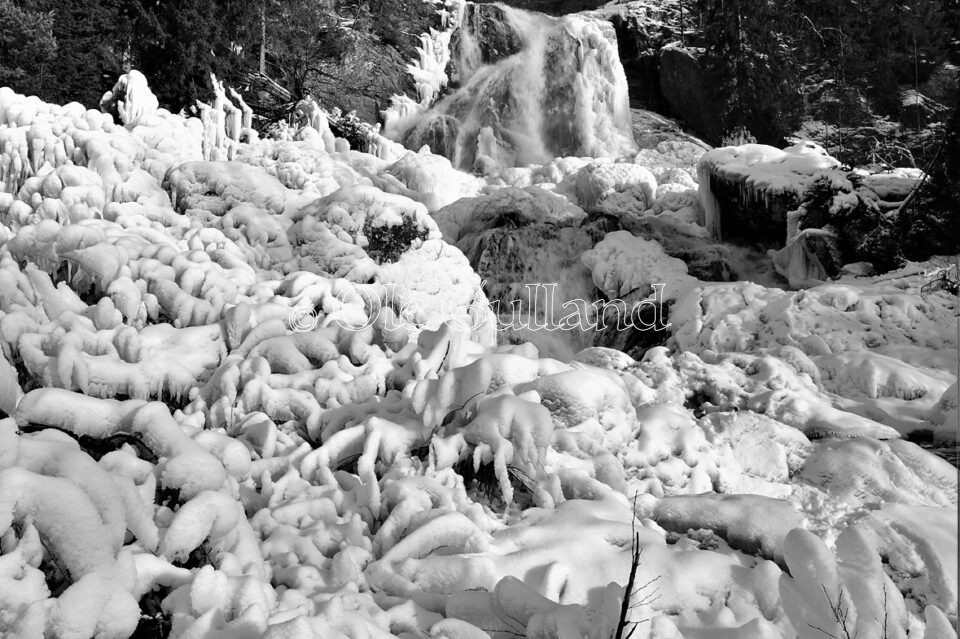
<box><xmin>0</xmin><ymin>73</ymin><xmax>956</xmax><ymax>639</ymax></box>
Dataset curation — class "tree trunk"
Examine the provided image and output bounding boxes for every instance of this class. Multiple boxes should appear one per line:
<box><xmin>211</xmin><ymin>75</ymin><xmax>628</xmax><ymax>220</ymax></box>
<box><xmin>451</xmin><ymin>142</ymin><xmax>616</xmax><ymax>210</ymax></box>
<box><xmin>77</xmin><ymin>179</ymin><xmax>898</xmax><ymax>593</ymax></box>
<box><xmin>259</xmin><ymin>0</ymin><xmax>266</xmax><ymax>75</ymax></box>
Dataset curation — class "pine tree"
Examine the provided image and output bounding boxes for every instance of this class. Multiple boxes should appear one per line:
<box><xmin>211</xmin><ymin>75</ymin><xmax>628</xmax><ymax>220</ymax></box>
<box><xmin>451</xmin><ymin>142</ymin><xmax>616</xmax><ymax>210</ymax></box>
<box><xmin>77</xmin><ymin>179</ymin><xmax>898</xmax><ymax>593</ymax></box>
<box><xmin>805</xmin><ymin>0</ymin><xmax>951</xmax><ymax>118</ymax></box>
<box><xmin>697</xmin><ymin>0</ymin><xmax>803</xmax><ymax>144</ymax></box>
<box><xmin>907</xmin><ymin>86</ymin><xmax>960</xmax><ymax>259</ymax></box>
<box><xmin>0</xmin><ymin>0</ymin><xmax>57</xmax><ymax>97</ymax></box>
<box><xmin>36</xmin><ymin>0</ymin><xmax>132</xmax><ymax>107</ymax></box>
<box><xmin>123</xmin><ymin>0</ymin><xmax>258</xmax><ymax>112</ymax></box>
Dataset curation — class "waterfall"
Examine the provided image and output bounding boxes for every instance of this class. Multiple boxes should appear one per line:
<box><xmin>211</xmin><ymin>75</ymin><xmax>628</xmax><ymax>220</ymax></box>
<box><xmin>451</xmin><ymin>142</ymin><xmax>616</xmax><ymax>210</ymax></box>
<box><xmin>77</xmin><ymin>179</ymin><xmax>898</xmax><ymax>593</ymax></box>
<box><xmin>386</xmin><ymin>4</ymin><xmax>636</xmax><ymax>173</ymax></box>
<box><xmin>454</xmin><ymin>6</ymin><xmax>483</xmax><ymax>84</ymax></box>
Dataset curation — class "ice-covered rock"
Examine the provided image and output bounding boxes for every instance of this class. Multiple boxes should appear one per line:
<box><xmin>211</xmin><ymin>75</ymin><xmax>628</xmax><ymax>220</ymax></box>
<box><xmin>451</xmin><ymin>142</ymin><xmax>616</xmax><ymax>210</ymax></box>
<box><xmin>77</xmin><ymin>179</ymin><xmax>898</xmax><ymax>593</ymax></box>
<box><xmin>697</xmin><ymin>141</ymin><xmax>842</xmax><ymax>243</ymax></box>
<box><xmin>581</xmin><ymin>230</ymin><xmax>697</xmax><ymax>302</ymax></box>
<box><xmin>0</xmin><ymin>72</ymin><xmax>956</xmax><ymax>639</ymax></box>
<box><xmin>697</xmin><ymin>142</ymin><xmax>924</xmax><ymax>276</ymax></box>
<box><xmin>574</xmin><ymin>161</ymin><xmax>657</xmax><ymax>215</ymax></box>
<box><xmin>771</xmin><ymin>228</ymin><xmax>841</xmax><ymax>288</ymax></box>
<box><xmin>99</xmin><ymin>70</ymin><xmax>159</xmax><ymax>128</ymax></box>
<box><xmin>436</xmin><ymin>186</ymin><xmax>613</xmax><ymax>358</ymax></box>
<box><xmin>928</xmin><ymin>381</ymin><xmax>960</xmax><ymax>445</ymax></box>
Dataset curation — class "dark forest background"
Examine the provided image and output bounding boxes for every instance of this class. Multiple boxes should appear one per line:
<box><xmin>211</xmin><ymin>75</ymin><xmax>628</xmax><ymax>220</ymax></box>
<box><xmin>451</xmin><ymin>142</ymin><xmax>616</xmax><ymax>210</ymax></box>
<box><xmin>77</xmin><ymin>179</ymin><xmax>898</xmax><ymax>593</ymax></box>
<box><xmin>2</xmin><ymin>0</ymin><xmax>956</xmax><ymax>132</ymax></box>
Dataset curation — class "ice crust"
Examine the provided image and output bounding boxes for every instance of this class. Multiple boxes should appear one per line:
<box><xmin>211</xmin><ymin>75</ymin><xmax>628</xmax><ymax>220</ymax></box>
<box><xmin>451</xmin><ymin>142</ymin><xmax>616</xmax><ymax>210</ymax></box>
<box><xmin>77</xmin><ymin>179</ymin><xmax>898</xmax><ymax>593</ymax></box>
<box><xmin>0</xmin><ymin>77</ymin><xmax>956</xmax><ymax>639</ymax></box>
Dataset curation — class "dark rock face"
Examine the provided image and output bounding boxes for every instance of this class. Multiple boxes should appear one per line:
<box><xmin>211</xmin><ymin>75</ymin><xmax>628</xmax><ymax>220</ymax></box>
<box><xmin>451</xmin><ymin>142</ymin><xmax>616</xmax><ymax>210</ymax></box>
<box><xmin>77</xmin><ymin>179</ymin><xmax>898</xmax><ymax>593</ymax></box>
<box><xmin>449</xmin><ymin>205</ymin><xmax>620</xmax><ymax>356</ymax></box>
<box><xmin>899</xmin><ymin>90</ymin><xmax>949</xmax><ymax>129</ymax></box>
<box><xmin>311</xmin><ymin>0</ymin><xmax>441</xmax><ymax>124</ymax></box>
<box><xmin>369</xmin><ymin>0</ymin><xmax>443</xmax><ymax>62</ymax></box>
<box><xmin>448</xmin><ymin>3</ymin><xmax>525</xmax><ymax>87</ymax></box>
<box><xmin>630</xmin><ymin>108</ymin><xmax>710</xmax><ymax>150</ymax></box>
<box><xmin>706</xmin><ymin>171</ymin><xmax>797</xmax><ymax>248</ymax></box>
<box><xmin>603</xmin><ymin>5</ymin><xmax>679</xmax><ymax>112</ymax></box>
<box><xmin>473</xmin><ymin>0</ymin><xmax>607</xmax><ymax>17</ymax></box>
<box><xmin>402</xmin><ymin>114</ymin><xmax>461</xmax><ymax>157</ymax></box>
<box><xmin>592</xmin><ymin>297</ymin><xmax>672</xmax><ymax>360</ymax></box>
<box><xmin>678</xmin><ymin>246</ymin><xmax>739</xmax><ymax>281</ymax></box>
<box><xmin>920</xmin><ymin>63</ymin><xmax>959</xmax><ymax>105</ymax></box>
<box><xmin>659</xmin><ymin>46</ymin><xmax>723</xmax><ymax>144</ymax></box>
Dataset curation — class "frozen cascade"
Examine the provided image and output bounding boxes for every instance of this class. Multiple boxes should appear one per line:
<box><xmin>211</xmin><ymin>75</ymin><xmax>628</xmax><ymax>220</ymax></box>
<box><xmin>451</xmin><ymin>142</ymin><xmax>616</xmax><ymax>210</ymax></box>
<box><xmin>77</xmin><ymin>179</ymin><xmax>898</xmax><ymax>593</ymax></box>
<box><xmin>454</xmin><ymin>4</ymin><xmax>484</xmax><ymax>85</ymax></box>
<box><xmin>388</xmin><ymin>5</ymin><xmax>637</xmax><ymax>172</ymax></box>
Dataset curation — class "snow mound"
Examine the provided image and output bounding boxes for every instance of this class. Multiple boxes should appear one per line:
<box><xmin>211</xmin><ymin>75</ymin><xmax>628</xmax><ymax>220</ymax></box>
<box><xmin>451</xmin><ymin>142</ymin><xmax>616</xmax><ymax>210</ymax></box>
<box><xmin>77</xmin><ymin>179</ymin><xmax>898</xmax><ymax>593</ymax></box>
<box><xmin>574</xmin><ymin>161</ymin><xmax>657</xmax><ymax>216</ymax></box>
<box><xmin>434</xmin><ymin>186</ymin><xmax>587</xmax><ymax>244</ymax></box>
<box><xmin>0</xmin><ymin>76</ymin><xmax>955</xmax><ymax>639</ymax></box>
<box><xmin>799</xmin><ymin>437</ymin><xmax>958</xmax><ymax>510</ymax></box>
<box><xmin>581</xmin><ymin>230</ymin><xmax>697</xmax><ymax>301</ymax></box>
<box><xmin>928</xmin><ymin>381</ymin><xmax>960</xmax><ymax>444</ymax></box>
<box><xmin>649</xmin><ymin>493</ymin><xmax>807</xmax><ymax>565</ymax></box>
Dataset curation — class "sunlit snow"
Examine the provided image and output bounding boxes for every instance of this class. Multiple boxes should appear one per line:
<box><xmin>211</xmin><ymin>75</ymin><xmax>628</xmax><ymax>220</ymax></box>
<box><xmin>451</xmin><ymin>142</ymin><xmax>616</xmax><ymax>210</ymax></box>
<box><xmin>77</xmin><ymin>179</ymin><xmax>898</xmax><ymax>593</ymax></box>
<box><xmin>0</xmin><ymin>20</ymin><xmax>957</xmax><ymax>639</ymax></box>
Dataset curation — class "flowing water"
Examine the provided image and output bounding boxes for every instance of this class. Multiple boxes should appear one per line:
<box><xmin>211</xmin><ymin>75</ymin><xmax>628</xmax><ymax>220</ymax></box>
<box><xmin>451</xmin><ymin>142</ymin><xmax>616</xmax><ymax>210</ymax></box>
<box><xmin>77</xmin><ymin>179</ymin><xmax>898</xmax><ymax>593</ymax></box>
<box><xmin>919</xmin><ymin>443</ymin><xmax>960</xmax><ymax>468</ymax></box>
<box><xmin>388</xmin><ymin>4</ymin><xmax>636</xmax><ymax>172</ymax></box>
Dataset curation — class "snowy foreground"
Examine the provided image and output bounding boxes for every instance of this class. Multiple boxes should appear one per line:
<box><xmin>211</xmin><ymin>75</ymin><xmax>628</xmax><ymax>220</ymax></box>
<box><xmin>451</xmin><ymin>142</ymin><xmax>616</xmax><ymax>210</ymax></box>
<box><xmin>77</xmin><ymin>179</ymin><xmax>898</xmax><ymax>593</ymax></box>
<box><xmin>0</xmin><ymin>76</ymin><xmax>958</xmax><ymax>639</ymax></box>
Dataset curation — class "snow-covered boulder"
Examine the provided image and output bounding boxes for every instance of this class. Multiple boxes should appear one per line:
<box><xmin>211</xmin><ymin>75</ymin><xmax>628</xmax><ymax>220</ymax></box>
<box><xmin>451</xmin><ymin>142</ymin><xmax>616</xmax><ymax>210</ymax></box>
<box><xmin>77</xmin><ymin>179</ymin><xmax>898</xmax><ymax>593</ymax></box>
<box><xmin>99</xmin><ymin>70</ymin><xmax>159</xmax><ymax>128</ymax></box>
<box><xmin>581</xmin><ymin>230</ymin><xmax>697</xmax><ymax>302</ymax></box>
<box><xmin>574</xmin><ymin>161</ymin><xmax>657</xmax><ymax>216</ymax></box>
<box><xmin>928</xmin><ymin>381</ymin><xmax>960</xmax><ymax>445</ymax></box>
<box><xmin>697</xmin><ymin>141</ymin><xmax>842</xmax><ymax>242</ymax></box>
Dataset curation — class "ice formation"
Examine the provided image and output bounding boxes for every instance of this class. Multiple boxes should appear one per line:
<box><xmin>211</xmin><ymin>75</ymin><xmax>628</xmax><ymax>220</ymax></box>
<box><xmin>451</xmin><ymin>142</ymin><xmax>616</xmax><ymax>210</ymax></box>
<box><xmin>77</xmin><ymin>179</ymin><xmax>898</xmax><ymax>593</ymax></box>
<box><xmin>696</xmin><ymin>141</ymin><xmax>923</xmax><ymax>255</ymax></box>
<box><xmin>385</xmin><ymin>6</ymin><xmax>637</xmax><ymax>173</ymax></box>
<box><xmin>0</xmin><ymin>68</ymin><xmax>956</xmax><ymax>639</ymax></box>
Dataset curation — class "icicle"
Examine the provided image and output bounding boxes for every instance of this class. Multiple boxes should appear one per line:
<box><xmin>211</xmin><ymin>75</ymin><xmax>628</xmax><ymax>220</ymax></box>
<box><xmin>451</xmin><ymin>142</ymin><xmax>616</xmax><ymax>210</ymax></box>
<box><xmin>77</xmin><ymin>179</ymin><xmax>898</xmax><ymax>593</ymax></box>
<box><xmin>697</xmin><ymin>163</ymin><xmax>722</xmax><ymax>239</ymax></box>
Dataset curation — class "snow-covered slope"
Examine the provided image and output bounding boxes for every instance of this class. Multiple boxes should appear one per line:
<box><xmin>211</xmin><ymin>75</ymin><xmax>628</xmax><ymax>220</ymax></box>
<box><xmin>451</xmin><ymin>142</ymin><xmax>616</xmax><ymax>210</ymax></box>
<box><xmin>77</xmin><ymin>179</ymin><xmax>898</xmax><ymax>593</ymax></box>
<box><xmin>0</xmin><ymin>76</ymin><xmax>956</xmax><ymax>639</ymax></box>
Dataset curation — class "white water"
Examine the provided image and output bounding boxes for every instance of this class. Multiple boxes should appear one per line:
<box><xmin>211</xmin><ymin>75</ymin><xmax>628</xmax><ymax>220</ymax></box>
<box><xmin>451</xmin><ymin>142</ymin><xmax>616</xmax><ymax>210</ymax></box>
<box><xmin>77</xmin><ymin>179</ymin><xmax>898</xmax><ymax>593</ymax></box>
<box><xmin>454</xmin><ymin>4</ymin><xmax>483</xmax><ymax>84</ymax></box>
<box><xmin>388</xmin><ymin>5</ymin><xmax>637</xmax><ymax>173</ymax></box>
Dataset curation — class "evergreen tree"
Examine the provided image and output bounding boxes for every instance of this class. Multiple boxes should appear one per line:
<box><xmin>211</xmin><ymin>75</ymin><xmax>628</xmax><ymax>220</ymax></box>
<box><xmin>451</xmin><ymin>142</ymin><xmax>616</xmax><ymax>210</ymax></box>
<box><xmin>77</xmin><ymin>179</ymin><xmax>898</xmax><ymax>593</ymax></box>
<box><xmin>696</xmin><ymin>0</ymin><xmax>803</xmax><ymax>144</ymax></box>
<box><xmin>0</xmin><ymin>0</ymin><xmax>57</xmax><ymax>97</ymax></box>
<box><xmin>34</xmin><ymin>0</ymin><xmax>131</xmax><ymax>107</ymax></box>
<box><xmin>796</xmin><ymin>0</ymin><xmax>951</xmax><ymax>118</ymax></box>
<box><xmin>123</xmin><ymin>0</ymin><xmax>259</xmax><ymax>112</ymax></box>
<box><xmin>907</xmin><ymin>87</ymin><xmax>960</xmax><ymax>259</ymax></box>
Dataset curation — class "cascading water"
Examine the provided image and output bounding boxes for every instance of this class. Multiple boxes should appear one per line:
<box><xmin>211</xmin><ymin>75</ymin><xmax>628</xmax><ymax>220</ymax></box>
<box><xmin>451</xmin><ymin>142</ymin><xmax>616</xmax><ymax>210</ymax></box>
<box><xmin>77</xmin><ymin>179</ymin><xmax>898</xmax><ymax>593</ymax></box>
<box><xmin>386</xmin><ymin>4</ymin><xmax>637</xmax><ymax>173</ymax></box>
<box><xmin>452</xmin><ymin>6</ymin><xmax>484</xmax><ymax>85</ymax></box>
<box><xmin>383</xmin><ymin>3</ymin><xmax>646</xmax><ymax>359</ymax></box>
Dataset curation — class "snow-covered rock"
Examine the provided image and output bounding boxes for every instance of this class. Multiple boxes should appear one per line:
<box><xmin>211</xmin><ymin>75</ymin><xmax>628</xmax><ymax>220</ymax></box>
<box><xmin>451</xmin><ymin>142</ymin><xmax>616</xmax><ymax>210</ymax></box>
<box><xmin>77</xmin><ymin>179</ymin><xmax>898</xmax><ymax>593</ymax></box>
<box><xmin>0</xmin><ymin>74</ymin><xmax>955</xmax><ymax>639</ymax></box>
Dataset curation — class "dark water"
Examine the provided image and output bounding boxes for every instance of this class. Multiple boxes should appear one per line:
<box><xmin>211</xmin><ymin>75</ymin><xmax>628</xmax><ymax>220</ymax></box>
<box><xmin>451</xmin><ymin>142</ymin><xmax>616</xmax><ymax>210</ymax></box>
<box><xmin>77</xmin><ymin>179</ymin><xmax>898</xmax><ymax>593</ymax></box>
<box><xmin>919</xmin><ymin>443</ymin><xmax>960</xmax><ymax>469</ymax></box>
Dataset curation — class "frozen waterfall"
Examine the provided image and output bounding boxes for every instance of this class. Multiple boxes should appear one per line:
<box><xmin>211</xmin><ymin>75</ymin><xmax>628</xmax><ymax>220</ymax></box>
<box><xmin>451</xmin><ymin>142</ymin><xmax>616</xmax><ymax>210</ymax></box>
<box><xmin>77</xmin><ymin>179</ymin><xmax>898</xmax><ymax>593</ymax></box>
<box><xmin>384</xmin><ymin>4</ymin><xmax>637</xmax><ymax>173</ymax></box>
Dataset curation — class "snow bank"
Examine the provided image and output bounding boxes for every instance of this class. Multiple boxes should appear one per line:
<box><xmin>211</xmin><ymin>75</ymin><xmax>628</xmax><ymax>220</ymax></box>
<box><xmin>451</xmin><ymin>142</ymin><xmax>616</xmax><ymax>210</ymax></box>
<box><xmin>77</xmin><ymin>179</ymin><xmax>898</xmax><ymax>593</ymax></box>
<box><xmin>649</xmin><ymin>494</ymin><xmax>807</xmax><ymax>565</ymax></box>
<box><xmin>0</xmin><ymin>75</ymin><xmax>955</xmax><ymax>639</ymax></box>
<box><xmin>581</xmin><ymin>230</ymin><xmax>697</xmax><ymax>301</ymax></box>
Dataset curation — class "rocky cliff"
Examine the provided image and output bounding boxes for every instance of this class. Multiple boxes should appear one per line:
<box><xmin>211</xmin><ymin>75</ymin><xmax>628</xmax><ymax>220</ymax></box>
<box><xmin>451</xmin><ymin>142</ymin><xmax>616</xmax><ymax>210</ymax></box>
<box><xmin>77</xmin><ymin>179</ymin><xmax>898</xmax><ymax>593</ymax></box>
<box><xmin>305</xmin><ymin>0</ymin><xmax>443</xmax><ymax>124</ymax></box>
